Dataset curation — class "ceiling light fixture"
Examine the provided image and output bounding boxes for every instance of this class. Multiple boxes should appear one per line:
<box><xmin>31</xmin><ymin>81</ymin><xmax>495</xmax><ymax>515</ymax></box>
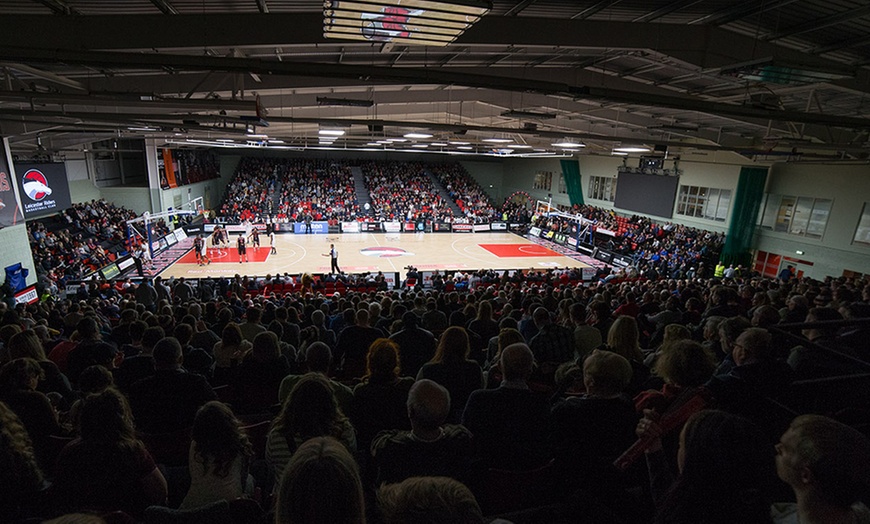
<box><xmin>482</xmin><ymin>138</ymin><xmax>512</xmax><ymax>143</ymax></box>
<box><xmin>318</xmin><ymin>129</ymin><xmax>346</xmax><ymax>136</ymax></box>
<box><xmin>404</xmin><ymin>132</ymin><xmax>434</xmax><ymax>139</ymax></box>
<box><xmin>552</xmin><ymin>141</ymin><xmax>585</xmax><ymax>148</ymax></box>
<box><xmin>324</xmin><ymin>0</ymin><xmax>492</xmax><ymax>47</ymax></box>
<box><xmin>316</xmin><ymin>96</ymin><xmax>375</xmax><ymax>107</ymax></box>
<box><xmin>613</xmin><ymin>146</ymin><xmax>651</xmax><ymax>153</ymax></box>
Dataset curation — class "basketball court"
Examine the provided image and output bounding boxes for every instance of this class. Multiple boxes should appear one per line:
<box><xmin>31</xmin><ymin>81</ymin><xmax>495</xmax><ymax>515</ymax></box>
<box><xmin>156</xmin><ymin>232</ymin><xmax>595</xmax><ymax>279</ymax></box>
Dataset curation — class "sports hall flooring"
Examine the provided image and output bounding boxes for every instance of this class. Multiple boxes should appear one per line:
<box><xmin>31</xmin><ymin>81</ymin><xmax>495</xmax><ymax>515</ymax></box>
<box><xmin>156</xmin><ymin>232</ymin><xmax>593</xmax><ymax>279</ymax></box>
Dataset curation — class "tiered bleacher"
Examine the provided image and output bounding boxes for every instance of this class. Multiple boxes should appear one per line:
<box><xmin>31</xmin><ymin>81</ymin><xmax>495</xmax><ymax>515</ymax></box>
<box><xmin>6</xmin><ymin>158</ymin><xmax>870</xmax><ymax>523</ymax></box>
<box><xmin>362</xmin><ymin>160</ymin><xmax>452</xmax><ymax>222</ymax></box>
<box><xmin>430</xmin><ymin>162</ymin><xmax>500</xmax><ymax>222</ymax></box>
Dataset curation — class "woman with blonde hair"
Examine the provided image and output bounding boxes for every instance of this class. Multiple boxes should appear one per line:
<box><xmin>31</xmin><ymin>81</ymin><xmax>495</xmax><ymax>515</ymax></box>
<box><xmin>0</xmin><ymin>401</ymin><xmax>45</xmax><ymax>520</ymax></box>
<box><xmin>352</xmin><ymin>339</ymin><xmax>414</xmax><ymax>450</ymax></box>
<box><xmin>605</xmin><ymin>316</ymin><xmax>650</xmax><ymax>394</ymax></box>
<box><xmin>417</xmin><ymin>327</ymin><xmax>484</xmax><ymax>423</ymax></box>
<box><xmin>6</xmin><ymin>329</ymin><xmax>73</xmax><ymax>403</ymax></box>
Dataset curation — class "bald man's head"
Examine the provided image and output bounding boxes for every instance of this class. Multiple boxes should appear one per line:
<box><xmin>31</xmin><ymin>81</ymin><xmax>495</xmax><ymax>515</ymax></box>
<box><xmin>407</xmin><ymin>379</ymin><xmax>450</xmax><ymax>431</ymax></box>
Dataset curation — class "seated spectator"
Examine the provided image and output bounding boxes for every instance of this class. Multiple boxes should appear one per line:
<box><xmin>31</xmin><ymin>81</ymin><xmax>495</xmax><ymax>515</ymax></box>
<box><xmin>6</xmin><ymin>329</ymin><xmax>74</xmax><ymax>404</ymax></box>
<box><xmin>571</xmin><ymin>302</ymin><xmax>602</xmax><ymax>361</ymax></box>
<box><xmin>0</xmin><ymin>400</ymin><xmax>46</xmax><ymax>521</ymax></box>
<box><xmin>635</xmin><ymin>340</ymin><xmax>716</xmax><ymax>415</ymax></box>
<box><xmin>212</xmin><ymin>322</ymin><xmax>252</xmax><ymax>386</ymax></box>
<box><xmin>51</xmin><ymin>388</ymin><xmax>168</xmax><ymax>517</ymax></box>
<box><xmin>714</xmin><ymin>316</ymin><xmax>751</xmax><ymax>376</ymax></box>
<box><xmin>371</xmin><ymin>379</ymin><xmax>472</xmax><ymax>485</ymax></box>
<box><xmin>335</xmin><ymin>308</ymin><xmax>383</xmax><ymax>380</ymax></box>
<box><xmin>278</xmin><ymin>341</ymin><xmax>353</xmax><ymax>415</ymax></box>
<box><xmin>180</xmin><ymin>401</ymin><xmax>253</xmax><ymax>510</ymax></box>
<box><xmin>638</xmin><ymin>410</ymin><xmax>773</xmax><ymax>524</ymax></box>
<box><xmin>114</xmin><ymin>325</ymin><xmax>163</xmax><ymax>393</ymax></box>
<box><xmin>378</xmin><ymin>476</ymin><xmax>484</xmax><ymax>524</ymax></box>
<box><xmin>417</xmin><ymin>327</ymin><xmax>484</xmax><ymax>423</ymax></box>
<box><xmin>772</xmin><ymin>415</ymin><xmax>870</xmax><ymax>524</ymax></box>
<box><xmin>707</xmin><ymin>327</ymin><xmax>795</xmax><ymax>419</ymax></box>
<box><xmin>390</xmin><ymin>311</ymin><xmax>437</xmax><ymax>379</ymax></box>
<box><xmin>128</xmin><ymin>337</ymin><xmax>217</xmax><ymax>433</ymax></box>
<box><xmin>274</xmin><ymin>436</ymin><xmax>365</xmax><ymax>524</ymax></box>
<box><xmin>267</xmin><ymin>373</ymin><xmax>356</xmax><ymax>481</ymax></box>
<box><xmin>788</xmin><ymin>307</ymin><xmax>860</xmax><ymax>379</ymax></box>
<box><xmin>605</xmin><ymin>315</ymin><xmax>650</xmax><ymax>394</ymax></box>
<box><xmin>0</xmin><ymin>357</ymin><xmax>65</xmax><ymax>469</ymax></box>
<box><xmin>351</xmin><ymin>338</ymin><xmax>414</xmax><ymax>450</ymax></box>
<box><xmin>64</xmin><ymin>317</ymin><xmax>119</xmax><ymax>385</ymax></box>
<box><xmin>461</xmin><ymin>343</ymin><xmax>550</xmax><ymax>470</ymax></box>
<box><xmin>528</xmin><ymin>307</ymin><xmax>576</xmax><ymax>371</ymax></box>
<box><xmin>232</xmin><ymin>331</ymin><xmax>291</xmax><ymax>415</ymax></box>
<box><xmin>551</xmin><ymin>349</ymin><xmax>638</xmax><ymax>473</ymax></box>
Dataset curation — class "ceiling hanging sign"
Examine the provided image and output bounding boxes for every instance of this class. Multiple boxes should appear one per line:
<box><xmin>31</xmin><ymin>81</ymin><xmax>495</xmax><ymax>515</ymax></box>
<box><xmin>324</xmin><ymin>0</ymin><xmax>492</xmax><ymax>46</ymax></box>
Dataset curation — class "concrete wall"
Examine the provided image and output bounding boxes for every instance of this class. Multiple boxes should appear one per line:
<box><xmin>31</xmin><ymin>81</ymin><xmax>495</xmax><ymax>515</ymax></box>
<box><xmin>754</xmin><ymin>162</ymin><xmax>870</xmax><ymax>279</ymax></box>
<box><xmin>501</xmin><ymin>156</ymin><xmax>571</xmax><ymax>209</ymax></box>
<box><xmin>459</xmin><ymin>160</ymin><xmax>505</xmax><ymax>203</ymax></box>
<box><xmin>2</xmin><ymin>140</ymin><xmax>36</xmax><ymax>286</ymax></box>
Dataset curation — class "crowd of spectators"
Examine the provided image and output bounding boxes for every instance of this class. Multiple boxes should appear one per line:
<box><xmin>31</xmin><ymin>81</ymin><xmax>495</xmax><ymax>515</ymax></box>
<box><xmin>362</xmin><ymin>161</ymin><xmax>452</xmax><ymax>222</ymax></box>
<box><xmin>160</xmin><ymin>150</ymin><xmax>220</xmax><ymax>189</ymax></box>
<box><xmin>534</xmin><ymin>204</ymin><xmax>726</xmax><ymax>279</ymax></box>
<box><xmin>27</xmin><ymin>199</ymin><xmax>139</xmax><ymax>293</ymax></box>
<box><xmin>275</xmin><ymin>159</ymin><xmax>359</xmax><ymax>222</ymax></box>
<box><xmin>2</xmin><ymin>263</ymin><xmax>869</xmax><ymax>522</ymax></box>
<box><xmin>430</xmin><ymin>163</ymin><xmax>500</xmax><ymax>222</ymax></box>
<box><xmin>219</xmin><ymin>158</ymin><xmax>360</xmax><ymax>224</ymax></box>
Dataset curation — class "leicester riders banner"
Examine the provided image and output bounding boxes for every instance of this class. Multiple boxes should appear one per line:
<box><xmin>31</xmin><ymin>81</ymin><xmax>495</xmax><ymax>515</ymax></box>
<box><xmin>13</xmin><ymin>162</ymin><xmax>72</xmax><ymax>219</ymax></box>
<box><xmin>0</xmin><ymin>140</ymin><xmax>23</xmax><ymax>228</ymax></box>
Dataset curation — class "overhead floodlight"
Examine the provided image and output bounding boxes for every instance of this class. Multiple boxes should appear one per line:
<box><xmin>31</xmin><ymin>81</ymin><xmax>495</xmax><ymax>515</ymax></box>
<box><xmin>482</xmin><ymin>138</ymin><xmax>511</xmax><ymax>143</ymax></box>
<box><xmin>431</xmin><ymin>142</ymin><xmax>447</xmax><ymax>146</ymax></box>
<box><xmin>404</xmin><ymin>132</ymin><xmax>434</xmax><ymax>139</ymax></box>
<box><xmin>246</xmin><ymin>133</ymin><xmax>269</xmax><ymax>138</ymax></box>
<box><xmin>449</xmin><ymin>141</ymin><xmax>470</xmax><ymax>145</ymax></box>
<box><xmin>457</xmin><ymin>145</ymin><xmax>473</xmax><ymax>150</ymax></box>
<box><xmin>316</xmin><ymin>96</ymin><xmax>375</xmax><ymax>107</ymax></box>
<box><xmin>500</xmin><ymin>110</ymin><xmax>557</xmax><ymax>119</ymax></box>
<box><xmin>386</xmin><ymin>138</ymin><xmax>407</xmax><ymax>142</ymax></box>
<box><xmin>319</xmin><ymin>129</ymin><xmax>346</xmax><ymax>136</ymax></box>
<box><xmin>613</xmin><ymin>146</ymin><xmax>650</xmax><ymax>153</ymax></box>
<box><xmin>411</xmin><ymin>144</ymin><xmax>429</xmax><ymax>148</ymax></box>
<box><xmin>508</xmin><ymin>144</ymin><xmax>533</xmax><ymax>149</ymax></box>
<box><xmin>268</xmin><ymin>139</ymin><xmax>285</xmax><ymax>144</ymax></box>
<box><xmin>552</xmin><ymin>141</ymin><xmax>585</xmax><ymax>148</ymax></box>
<box><xmin>324</xmin><ymin>0</ymin><xmax>492</xmax><ymax>47</ymax></box>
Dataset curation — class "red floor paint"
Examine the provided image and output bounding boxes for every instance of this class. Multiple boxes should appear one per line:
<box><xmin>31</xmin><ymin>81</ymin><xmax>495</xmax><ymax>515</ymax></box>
<box><xmin>177</xmin><ymin>247</ymin><xmax>271</xmax><ymax>264</ymax></box>
<box><xmin>478</xmin><ymin>244</ymin><xmax>561</xmax><ymax>257</ymax></box>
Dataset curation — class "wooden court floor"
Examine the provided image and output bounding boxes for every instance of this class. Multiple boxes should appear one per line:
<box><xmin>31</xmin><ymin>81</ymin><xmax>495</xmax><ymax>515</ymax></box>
<box><xmin>157</xmin><ymin>232</ymin><xmax>592</xmax><ymax>279</ymax></box>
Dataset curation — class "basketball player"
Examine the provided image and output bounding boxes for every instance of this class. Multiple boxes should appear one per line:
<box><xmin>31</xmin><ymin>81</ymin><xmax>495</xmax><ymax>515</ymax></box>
<box><xmin>322</xmin><ymin>243</ymin><xmax>340</xmax><ymax>274</ymax></box>
<box><xmin>249</xmin><ymin>227</ymin><xmax>260</xmax><ymax>249</ymax></box>
<box><xmin>237</xmin><ymin>233</ymin><xmax>247</xmax><ymax>263</ymax></box>
<box><xmin>199</xmin><ymin>234</ymin><xmax>211</xmax><ymax>265</ymax></box>
<box><xmin>193</xmin><ymin>235</ymin><xmax>204</xmax><ymax>266</ymax></box>
<box><xmin>270</xmin><ymin>229</ymin><xmax>277</xmax><ymax>254</ymax></box>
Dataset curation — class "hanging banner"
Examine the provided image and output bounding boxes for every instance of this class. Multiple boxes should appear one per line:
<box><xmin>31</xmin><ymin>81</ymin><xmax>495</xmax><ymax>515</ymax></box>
<box><xmin>0</xmin><ymin>140</ymin><xmax>22</xmax><ymax>228</ymax></box>
<box><xmin>13</xmin><ymin>162</ymin><xmax>72</xmax><ymax>219</ymax></box>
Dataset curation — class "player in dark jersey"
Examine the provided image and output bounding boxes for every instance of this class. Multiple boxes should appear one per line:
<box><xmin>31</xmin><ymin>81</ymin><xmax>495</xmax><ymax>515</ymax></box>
<box><xmin>237</xmin><ymin>233</ymin><xmax>247</xmax><ymax>263</ymax></box>
<box><xmin>249</xmin><ymin>228</ymin><xmax>260</xmax><ymax>249</ymax></box>
<box><xmin>194</xmin><ymin>235</ymin><xmax>204</xmax><ymax>265</ymax></box>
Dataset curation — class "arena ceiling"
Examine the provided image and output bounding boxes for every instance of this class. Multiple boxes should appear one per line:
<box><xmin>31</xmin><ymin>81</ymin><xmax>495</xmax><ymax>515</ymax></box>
<box><xmin>2</xmin><ymin>0</ymin><xmax>870</xmax><ymax>161</ymax></box>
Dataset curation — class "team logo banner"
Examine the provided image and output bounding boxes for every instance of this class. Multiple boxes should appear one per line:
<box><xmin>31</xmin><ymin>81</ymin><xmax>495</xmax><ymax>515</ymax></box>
<box><xmin>13</xmin><ymin>162</ymin><xmax>72</xmax><ymax>219</ymax></box>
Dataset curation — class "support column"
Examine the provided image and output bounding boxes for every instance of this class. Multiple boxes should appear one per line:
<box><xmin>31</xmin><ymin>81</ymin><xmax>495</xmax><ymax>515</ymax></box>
<box><xmin>144</xmin><ymin>138</ymin><xmax>163</xmax><ymax>213</ymax></box>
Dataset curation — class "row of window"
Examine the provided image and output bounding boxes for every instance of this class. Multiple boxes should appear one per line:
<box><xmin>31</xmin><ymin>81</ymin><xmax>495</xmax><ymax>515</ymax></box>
<box><xmin>574</xmin><ymin>176</ymin><xmax>870</xmax><ymax>247</ymax></box>
<box><xmin>676</xmin><ymin>185</ymin><xmax>731</xmax><ymax>222</ymax></box>
<box><xmin>758</xmin><ymin>194</ymin><xmax>832</xmax><ymax>239</ymax></box>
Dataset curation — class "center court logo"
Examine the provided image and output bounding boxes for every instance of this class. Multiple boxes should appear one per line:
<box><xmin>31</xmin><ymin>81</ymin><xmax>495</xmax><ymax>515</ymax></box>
<box><xmin>360</xmin><ymin>247</ymin><xmax>414</xmax><ymax>258</ymax></box>
<box><xmin>22</xmin><ymin>169</ymin><xmax>52</xmax><ymax>201</ymax></box>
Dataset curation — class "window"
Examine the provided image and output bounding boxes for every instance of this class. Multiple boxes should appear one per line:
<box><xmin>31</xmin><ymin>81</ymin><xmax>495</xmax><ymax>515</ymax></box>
<box><xmin>588</xmin><ymin>176</ymin><xmax>616</xmax><ymax>201</ymax></box>
<box><xmin>759</xmin><ymin>193</ymin><xmax>832</xmax><ymax>239</ymax></box>
<box><xmin>676</xmin><ymin>185</ymin><xmax>731</xmax><ymax>222</ymax></box>
<box><xmin>533</xmin><ymin>171</ymin><xmax>553</xmax><ymax>190</ymax></box>
<box><xmin>558</xmin><ymin>174</ymin><xmax>567</xmax><ymax>194</ymax></box>
<box><xmin>854</xmin><ymin>202</ymin><xmax>870</xmax><ymax>246</ymax></box>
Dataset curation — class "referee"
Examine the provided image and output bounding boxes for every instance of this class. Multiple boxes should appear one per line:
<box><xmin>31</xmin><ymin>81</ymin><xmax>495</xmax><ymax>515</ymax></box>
<box><xmin>323</xmin><ymin>243</ymin><xmax>340</xmax><ymax>274</ymax></box>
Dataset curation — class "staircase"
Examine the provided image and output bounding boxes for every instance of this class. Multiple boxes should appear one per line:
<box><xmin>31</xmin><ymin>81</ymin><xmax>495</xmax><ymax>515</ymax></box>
<box><xmin>425</xmin><ymin>170</ymin><xmax>464</xmax><ymax>217</ymax></box>
<box><xmin>267</xmin><ymin>166</ymin><xmax>282</xmax><ymax>217</ymax></box>
<box><xmin>351</xmin><ymin>166</ymin><xmax>374</xmax><ymax>216</ymax></box>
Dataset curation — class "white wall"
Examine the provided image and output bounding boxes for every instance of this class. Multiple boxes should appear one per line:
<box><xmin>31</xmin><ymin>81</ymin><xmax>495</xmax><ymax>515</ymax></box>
<box><xmin>501</xmin><ymin>156</ymin><xmax>571</xmax><ymax>208</ymax></box>
<box><xmin>754</xmin><ymin>162</ymin><xmax>870</xmax><ymax>278</ymax></box>
<box><xmin>459</xmin><ymin>160</ymin><xmax>505</xmax><ymax>203</ymax></box>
